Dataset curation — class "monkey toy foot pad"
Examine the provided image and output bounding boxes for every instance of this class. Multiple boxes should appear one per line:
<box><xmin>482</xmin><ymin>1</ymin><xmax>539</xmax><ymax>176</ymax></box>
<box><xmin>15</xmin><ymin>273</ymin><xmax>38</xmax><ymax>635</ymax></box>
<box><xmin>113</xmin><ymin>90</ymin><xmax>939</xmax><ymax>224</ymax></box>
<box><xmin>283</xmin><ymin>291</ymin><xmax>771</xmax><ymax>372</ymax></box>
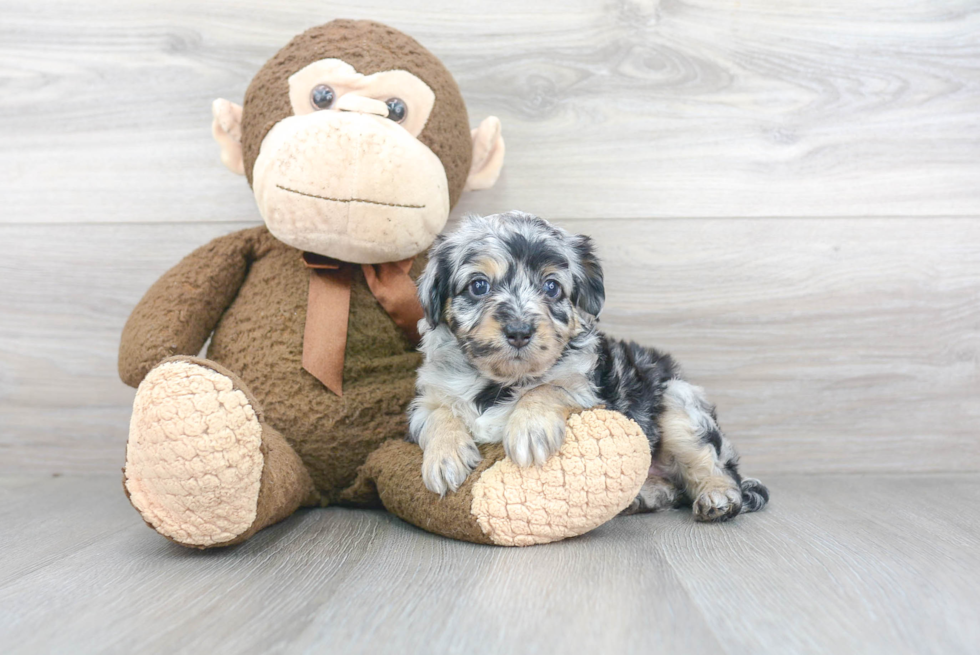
<box><xmin>124</xmin><ymin>357</ymin><xmax>317</xmax><ymax>548</ymax></box>
<box><xmin>474</xmin><ymin>409</ymin><xmax>652</xmax><ymax>545</ymax></box>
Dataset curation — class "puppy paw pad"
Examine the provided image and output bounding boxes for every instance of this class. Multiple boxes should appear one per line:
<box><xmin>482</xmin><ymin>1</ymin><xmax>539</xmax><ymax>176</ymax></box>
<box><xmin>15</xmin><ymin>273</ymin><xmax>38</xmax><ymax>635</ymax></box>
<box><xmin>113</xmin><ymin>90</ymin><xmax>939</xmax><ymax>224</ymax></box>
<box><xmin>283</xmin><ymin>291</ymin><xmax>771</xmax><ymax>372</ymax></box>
<box><xmin>693</xmin><ymin>487</ymin><xmax>742</xmax><ymax>522</ymax></box>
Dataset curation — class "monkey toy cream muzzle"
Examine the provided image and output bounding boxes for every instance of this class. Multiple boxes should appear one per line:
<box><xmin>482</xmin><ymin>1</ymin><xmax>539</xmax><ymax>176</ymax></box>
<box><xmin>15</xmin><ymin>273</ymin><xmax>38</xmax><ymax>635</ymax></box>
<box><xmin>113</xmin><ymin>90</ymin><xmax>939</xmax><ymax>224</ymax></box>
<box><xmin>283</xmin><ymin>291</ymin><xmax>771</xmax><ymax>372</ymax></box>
<box><xmin>252</xmin><ymin>110</ymin><xmax>451</xmax><ymax>264</ymax></box>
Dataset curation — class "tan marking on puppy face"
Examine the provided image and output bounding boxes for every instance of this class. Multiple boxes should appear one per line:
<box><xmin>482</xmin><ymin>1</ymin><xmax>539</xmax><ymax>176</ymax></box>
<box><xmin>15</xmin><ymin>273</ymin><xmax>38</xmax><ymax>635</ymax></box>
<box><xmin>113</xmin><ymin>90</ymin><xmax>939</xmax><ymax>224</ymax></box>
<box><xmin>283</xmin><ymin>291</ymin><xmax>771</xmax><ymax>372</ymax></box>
<box><xmin>563</xmin><ymin>307</ymin><xmax>582</xmax><ymax>340</ymax></box>
<box><xmin>462</xmin><ymin>312</ymin><xmax>552</xmax><ymax>382</ymax></box>
<box><xmin>475</xmin><ymin>256</ymin><xmax>506</xmax><ymax>281</ymax></box>
<box><xmin>523</xmin><ymin>316</ymin><xmax>563</xmax><ymax>372</ymax></box>
<box><xmin>470</xmin><ymin>312</ymin><xmax>503</xmax><ymax>346</ymax></box>
<box><xmin>444</xmin><ymin>297</ymin><xmax>520</xmax><ymax>383</ymax></box>
<box><xmin>453</xmin><ymin>289</ymin><xmax>586</xmax><ymax>383</ymax></box>
<box><xmin>505</xmin><ymin>302</ymin><xmax>586</xmax><ymax>380</ymax></box>
<box><xmin>462</xmin><ymin>313</ymin><xmax>516</xmax><ymax>381</ymax></box>
<box><xmin>539</xmin><ymin>264</ymin><xmax>564</xmax><ymax>280</ymax></box>
<box><xmin>442</xmin><ymin>296</ymin><xmax>455</xmax><ymax>326</ymax></box>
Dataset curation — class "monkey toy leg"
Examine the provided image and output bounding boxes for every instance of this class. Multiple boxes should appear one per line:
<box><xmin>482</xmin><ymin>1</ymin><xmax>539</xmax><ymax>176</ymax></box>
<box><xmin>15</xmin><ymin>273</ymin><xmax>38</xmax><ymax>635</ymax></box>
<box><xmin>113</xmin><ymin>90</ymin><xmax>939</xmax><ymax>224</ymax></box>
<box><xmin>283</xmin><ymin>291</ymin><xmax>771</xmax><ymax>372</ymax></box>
<box><xmin>124</xmin><ymin>359</ymin><xmax>650</xmax><ymax>548</ymax></box>
<box><xmin>123</xmin><ymin>357</ymin><xmax>318</xmax><ymax>549</ymax></box>
<box><xmin>342</xmin><ymin>409</ymin><xmax>652</xmax><ymax>546</ymax></box>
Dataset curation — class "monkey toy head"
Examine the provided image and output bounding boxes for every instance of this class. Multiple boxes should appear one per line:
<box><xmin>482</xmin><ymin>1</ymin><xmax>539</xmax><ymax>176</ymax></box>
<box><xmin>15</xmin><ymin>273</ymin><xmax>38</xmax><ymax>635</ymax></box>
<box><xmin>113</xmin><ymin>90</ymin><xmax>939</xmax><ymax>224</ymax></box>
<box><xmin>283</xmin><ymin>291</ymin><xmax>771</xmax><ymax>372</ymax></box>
<box><xmin>211</xmin><ymin>19</ymin><xmax>504</xmax><ymax>264</ymax></box>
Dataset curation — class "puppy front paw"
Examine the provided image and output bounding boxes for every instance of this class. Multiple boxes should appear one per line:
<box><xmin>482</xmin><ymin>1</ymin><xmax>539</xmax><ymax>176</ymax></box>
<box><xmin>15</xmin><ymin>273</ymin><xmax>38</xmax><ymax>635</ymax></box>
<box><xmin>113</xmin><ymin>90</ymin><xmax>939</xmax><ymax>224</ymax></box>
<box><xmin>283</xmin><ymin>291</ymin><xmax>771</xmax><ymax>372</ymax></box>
<box><xmin>693</xmin><ymin>486</ymin><xmax>742</xmax><ymax>522</ymax></box>
<box><xmin>504</xmin><ymin>406</ymin><xmax>567</xmax><ymax>467</ymax></box>
<box><xmin>422</xmin><ymin>436</ymin><xmax>482</xmax><ymax>496</ymax></box>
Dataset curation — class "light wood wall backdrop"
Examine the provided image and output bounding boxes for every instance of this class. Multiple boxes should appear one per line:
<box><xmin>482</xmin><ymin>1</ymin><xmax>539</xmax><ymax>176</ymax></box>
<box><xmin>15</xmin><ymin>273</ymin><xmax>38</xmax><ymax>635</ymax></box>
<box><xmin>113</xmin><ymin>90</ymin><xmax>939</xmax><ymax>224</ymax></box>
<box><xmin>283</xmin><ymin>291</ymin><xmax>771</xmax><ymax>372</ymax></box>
<box><xmin>2</xmin><ymin>0</ymin><xmax>978</xmax><ymax>475</ymax></box>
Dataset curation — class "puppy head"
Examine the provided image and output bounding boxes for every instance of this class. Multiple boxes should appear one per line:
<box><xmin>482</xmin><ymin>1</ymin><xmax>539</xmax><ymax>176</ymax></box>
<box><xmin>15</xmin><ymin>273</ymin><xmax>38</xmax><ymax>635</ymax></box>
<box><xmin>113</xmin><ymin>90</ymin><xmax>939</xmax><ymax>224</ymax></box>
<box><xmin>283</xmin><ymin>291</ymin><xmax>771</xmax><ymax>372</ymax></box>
<box><xmin>418</xmin><ymin>211</ymin><xmax>604</xmax><ymax>382</ymax></box>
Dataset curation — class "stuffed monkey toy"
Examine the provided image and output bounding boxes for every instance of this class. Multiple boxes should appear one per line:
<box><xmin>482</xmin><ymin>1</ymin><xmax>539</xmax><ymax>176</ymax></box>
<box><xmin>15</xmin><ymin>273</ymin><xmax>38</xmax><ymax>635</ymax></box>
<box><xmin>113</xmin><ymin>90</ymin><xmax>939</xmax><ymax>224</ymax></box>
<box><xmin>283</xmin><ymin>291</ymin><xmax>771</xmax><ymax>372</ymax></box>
<box><xmin>119</xmin><ymin>20</ymin><xmax>651</xmax><ymax>548</ymax></box>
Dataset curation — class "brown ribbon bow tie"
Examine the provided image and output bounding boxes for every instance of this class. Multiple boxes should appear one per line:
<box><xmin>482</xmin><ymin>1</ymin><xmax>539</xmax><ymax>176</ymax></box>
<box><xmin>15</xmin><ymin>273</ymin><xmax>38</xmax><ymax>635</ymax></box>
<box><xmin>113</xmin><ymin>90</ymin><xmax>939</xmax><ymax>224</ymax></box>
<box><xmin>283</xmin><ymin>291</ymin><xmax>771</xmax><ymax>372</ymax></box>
<box><xmin>301</xmin><ymin>252</ymin><xmax>424</xmax><ymax>396</ymax></box>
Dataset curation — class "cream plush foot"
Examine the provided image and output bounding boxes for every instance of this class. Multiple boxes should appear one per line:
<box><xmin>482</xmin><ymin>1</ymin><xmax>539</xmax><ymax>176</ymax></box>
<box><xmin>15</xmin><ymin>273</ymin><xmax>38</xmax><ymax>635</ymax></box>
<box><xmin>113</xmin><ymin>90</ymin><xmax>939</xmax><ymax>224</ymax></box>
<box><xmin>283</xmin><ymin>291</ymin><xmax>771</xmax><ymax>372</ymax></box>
<box><xmin>123</xmin><ymin>357</ymin><xmax>317</xmax><ymax>548</ymax></box>
<box><xmin>354</xmin><ymin>408</ymin><xmax>652</xmax><ymax>546</ymax></box>
<box><xmin>469</xmin><ymin>409</ymin><xmax>652</xmax><ymax>545</ymax></box>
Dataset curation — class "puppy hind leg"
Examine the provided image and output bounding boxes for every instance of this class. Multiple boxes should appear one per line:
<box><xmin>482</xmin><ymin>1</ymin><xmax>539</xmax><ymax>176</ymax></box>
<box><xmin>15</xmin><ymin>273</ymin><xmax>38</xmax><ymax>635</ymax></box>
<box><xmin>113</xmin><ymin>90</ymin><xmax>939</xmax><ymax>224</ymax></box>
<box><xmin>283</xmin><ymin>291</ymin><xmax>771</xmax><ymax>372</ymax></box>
<box><xmin>620</xmin><ymin>474</ymin><xmax>680</xmax><ymax>515</ymax></box>
<box><xmin>658</xmin><ymin>379</ymin><xmax>743</xmax><ymax>522</ymax></box>
<box><xmin>739</xmin><ymin>477</ymin><xmax>770</xmax><ymax>513</ymax></box>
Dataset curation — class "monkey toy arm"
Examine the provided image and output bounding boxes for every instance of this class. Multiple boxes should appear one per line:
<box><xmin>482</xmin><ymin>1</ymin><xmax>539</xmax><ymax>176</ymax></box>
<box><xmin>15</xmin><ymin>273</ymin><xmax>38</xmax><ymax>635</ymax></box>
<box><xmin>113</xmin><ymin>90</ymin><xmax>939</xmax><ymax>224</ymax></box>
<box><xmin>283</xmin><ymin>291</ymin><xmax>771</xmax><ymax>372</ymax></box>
<box><xmin>343</xmin><ymin>408</ymin><xmax>652</xmax><ymax>546</ymax></box>
<box><xmin>118</xmin><ymin>228</ymin><xmax>258</xmax><ymax>387</ymax></box>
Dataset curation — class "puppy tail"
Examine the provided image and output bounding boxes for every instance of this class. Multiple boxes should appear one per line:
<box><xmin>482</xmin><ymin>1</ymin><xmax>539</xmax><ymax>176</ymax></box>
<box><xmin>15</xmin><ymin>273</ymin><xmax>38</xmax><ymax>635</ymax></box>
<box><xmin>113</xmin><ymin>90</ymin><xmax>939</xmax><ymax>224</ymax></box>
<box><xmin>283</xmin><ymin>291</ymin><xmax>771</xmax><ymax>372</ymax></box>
<box><xmin>739</xmin><ymin>478</ymin><xmax>769</xmax><ymax>513</ymax></box>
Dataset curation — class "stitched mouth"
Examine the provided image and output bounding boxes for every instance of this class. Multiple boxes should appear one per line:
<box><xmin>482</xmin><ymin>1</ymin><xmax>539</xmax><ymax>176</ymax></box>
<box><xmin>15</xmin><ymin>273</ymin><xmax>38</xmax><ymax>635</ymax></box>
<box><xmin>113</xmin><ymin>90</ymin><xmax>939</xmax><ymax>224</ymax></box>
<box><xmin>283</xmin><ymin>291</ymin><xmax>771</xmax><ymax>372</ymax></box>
<box><xmin>276</xmin><ymin>184</ymin><xmax>425</xmax><ymax>209</ymax></box>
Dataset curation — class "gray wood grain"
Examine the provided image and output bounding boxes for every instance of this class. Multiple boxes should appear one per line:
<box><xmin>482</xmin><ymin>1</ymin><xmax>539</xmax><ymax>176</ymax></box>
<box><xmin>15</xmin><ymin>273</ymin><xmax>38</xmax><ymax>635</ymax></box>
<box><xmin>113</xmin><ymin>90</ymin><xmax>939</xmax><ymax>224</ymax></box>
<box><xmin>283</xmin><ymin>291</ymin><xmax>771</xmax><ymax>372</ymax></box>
<box><xmin>638</xmin><ymin>473</ymin><xmax>980</xmax><ymax>654</ymax></box>
<box><xmin>590</xmin><ymin>216</ymin><xmax>980</xmax><ymax>474</ymax></box>
<box><xmin>0</xmin><ymin>473</ymin><xmax>977</xmax><ymax>654</ymax></box>
<box><xmin>0</xmin><ymin>221</ymin><xmax>251</xmax><ymax>475</ymax></box>
<box><xmin>0</xmin><ymin>475</ymin><xmax>720</xmax><ymax>654</ymax></box>
<box><xmin>3</xmin><ymin>218</ymin><xmax>977</xmax><ymax>475</ymax></box>
<box><xmin>1</xmin><ymin>0</ymin><xmax>979</xmax><ymax>223</ymax></box>
<box><xmin>0</xmin><ymin>476</ymin><xmax>134</xmax><ymax>587</ymax></box>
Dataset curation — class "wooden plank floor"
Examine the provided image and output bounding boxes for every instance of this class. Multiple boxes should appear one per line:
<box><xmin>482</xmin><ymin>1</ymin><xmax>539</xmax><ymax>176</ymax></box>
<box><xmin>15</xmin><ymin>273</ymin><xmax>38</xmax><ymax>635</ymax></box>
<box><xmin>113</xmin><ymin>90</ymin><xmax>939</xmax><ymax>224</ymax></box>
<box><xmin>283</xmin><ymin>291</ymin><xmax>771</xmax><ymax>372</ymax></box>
<box><xmin>0</xmin><ymin>473</ymin><xmax>977</xmax><ymax>654</ymax></box>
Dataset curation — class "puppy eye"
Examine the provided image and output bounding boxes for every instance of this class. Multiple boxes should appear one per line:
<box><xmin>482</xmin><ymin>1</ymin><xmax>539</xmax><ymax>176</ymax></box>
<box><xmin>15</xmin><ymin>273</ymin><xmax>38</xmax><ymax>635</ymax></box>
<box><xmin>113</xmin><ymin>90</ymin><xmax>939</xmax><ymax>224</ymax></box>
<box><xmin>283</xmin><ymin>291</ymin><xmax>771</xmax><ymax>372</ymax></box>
<box><xmin>543</xmin><ymin>279</ymin><xmax>562</xmax><ymax>299</ymax></box>
<box><xmin>310</xmin><ymin>85</ymin><xmax>335</xmax><ymax>110</ymax></box>
<box><xmin>385</xmin><ymin>98</ymin><xmax>407</xmax><ymax>122</ymax></box>
<box><xmin>469</xmin><ymin>279</ymin><xmax>490</xmax><ymax>297</ymax></box>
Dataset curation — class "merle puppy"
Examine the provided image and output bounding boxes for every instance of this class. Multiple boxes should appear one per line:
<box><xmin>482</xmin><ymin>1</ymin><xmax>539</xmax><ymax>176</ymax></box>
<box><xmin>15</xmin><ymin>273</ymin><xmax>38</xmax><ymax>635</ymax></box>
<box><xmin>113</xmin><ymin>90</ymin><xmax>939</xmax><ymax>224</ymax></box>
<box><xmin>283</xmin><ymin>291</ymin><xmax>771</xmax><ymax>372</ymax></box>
<box><xmin>409</xmin><ymin>211</ymin><xmax>768</xmax><ymax>521</ymax></box>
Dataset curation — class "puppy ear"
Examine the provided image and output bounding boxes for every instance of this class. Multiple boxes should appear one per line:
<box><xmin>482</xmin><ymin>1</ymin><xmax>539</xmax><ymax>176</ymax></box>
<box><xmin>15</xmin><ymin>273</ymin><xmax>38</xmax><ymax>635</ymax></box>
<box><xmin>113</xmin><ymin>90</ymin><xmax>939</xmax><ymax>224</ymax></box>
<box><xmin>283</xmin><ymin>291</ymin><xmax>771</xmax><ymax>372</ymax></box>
<box><xmin>417</xmin><ymin>237</ymin><xmax>453</xmax><ymax>328</ymax></box>
<box><xmin>570</xmin><ymin>235</ymin><xmax>605</xmax><ymax>317</ymax></box>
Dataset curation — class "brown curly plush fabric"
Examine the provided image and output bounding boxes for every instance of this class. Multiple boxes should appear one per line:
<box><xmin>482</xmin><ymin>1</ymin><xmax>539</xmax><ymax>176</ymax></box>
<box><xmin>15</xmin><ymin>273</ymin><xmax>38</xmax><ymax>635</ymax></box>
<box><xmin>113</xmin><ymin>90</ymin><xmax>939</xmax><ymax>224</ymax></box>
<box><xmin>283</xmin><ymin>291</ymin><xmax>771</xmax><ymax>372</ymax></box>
<box><xmin>348</xmin><ymin>440</ymin><xmax>503</xmax><ymax>545</ymax></box>
<box><xmin>119</xmin><ymin>226</ymin><xmax>426</xmax><ymax>504</ymax></box>
<box><xmin>240</xmin><ymin>19</ymin><xmax>473</xmax><ymax>208</ymax></box>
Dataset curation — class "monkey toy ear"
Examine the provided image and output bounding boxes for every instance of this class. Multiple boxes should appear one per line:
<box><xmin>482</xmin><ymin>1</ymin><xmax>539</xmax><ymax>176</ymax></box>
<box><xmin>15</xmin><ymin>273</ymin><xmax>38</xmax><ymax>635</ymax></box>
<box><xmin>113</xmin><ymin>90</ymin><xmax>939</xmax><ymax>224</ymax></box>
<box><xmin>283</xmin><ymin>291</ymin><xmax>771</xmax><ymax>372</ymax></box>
<box><xmin>211</xmin><ymin>98</ymin><xmax>246</xmax><ymax>176</ymax></box>
<box><xmin>464</xmin><ymin>116</ymin><xmax>505</xmax><ymax>192</ymax></box>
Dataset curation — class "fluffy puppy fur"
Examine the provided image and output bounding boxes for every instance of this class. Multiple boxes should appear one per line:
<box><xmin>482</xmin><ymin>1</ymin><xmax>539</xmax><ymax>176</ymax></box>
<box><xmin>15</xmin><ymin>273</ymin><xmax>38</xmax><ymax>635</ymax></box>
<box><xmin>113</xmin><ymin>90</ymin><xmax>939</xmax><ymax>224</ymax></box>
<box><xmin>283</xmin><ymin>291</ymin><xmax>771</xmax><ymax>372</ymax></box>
<box><xmin>409</xmin><ymin>211</ymin><xmax>768</xmax><ymax>522</ymax></box>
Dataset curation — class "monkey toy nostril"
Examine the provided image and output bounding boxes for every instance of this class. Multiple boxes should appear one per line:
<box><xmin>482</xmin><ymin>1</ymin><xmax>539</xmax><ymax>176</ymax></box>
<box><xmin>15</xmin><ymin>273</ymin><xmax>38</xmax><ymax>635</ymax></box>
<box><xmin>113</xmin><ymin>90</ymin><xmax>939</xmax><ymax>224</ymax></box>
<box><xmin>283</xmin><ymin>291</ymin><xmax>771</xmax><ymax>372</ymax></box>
<box><xmin>504</xmin><ymin>322</ymin><xmax>534</xmax><ymax>349</ymax></box>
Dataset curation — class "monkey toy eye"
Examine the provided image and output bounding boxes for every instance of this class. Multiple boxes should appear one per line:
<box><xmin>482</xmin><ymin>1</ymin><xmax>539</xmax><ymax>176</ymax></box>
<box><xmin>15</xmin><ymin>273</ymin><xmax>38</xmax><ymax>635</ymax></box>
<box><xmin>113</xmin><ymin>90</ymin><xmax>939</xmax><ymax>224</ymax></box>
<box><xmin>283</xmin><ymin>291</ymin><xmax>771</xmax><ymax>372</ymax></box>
<box><xmin>469</xmin><ymin>278</ymin><xmax>490</xmax><ymax>298</ymax></box>
<box><xmin>385</xmin><ymin>98</ymin><xmax>407</xmax><ymax>123</ymax></box>
<box><xmin>543</xmin><ymin>279</ymin><xmax>562</xmax><ymax>299</ymax></box>
<box><xmin>310</xmin><ymin>85</ymin><xmax>335</xmax><ymax>110</ymax></box>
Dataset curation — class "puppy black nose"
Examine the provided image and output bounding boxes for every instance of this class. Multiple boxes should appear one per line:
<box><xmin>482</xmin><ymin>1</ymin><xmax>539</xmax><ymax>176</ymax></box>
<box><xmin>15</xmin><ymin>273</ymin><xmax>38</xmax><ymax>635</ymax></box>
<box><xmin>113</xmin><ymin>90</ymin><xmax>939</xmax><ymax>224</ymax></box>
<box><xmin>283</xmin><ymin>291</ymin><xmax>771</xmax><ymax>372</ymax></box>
<box><xmin>504</xmin><ymin>322</ymin><xmax>534</xmax><ymax>349</ymax></box>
